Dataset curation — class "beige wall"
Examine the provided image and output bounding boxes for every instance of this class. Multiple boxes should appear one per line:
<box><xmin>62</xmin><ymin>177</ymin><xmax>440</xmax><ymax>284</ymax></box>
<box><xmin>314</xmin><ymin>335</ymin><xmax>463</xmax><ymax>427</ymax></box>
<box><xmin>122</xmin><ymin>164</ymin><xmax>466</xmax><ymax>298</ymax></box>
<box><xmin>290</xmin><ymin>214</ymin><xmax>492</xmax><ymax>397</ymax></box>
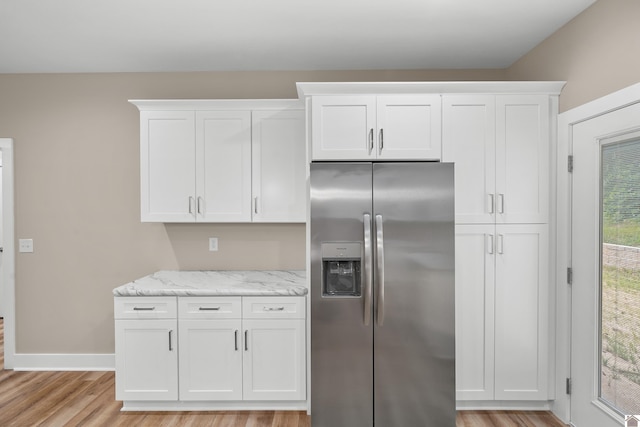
<box><xmin>506</xmin><ymin>0</ymin><xmax>640</xmax><ymax>112</ymax></box>
<box><xmin>0</xmin><ymin>69</ymin><xmax>505</xmax><ymax>354</ymax></box>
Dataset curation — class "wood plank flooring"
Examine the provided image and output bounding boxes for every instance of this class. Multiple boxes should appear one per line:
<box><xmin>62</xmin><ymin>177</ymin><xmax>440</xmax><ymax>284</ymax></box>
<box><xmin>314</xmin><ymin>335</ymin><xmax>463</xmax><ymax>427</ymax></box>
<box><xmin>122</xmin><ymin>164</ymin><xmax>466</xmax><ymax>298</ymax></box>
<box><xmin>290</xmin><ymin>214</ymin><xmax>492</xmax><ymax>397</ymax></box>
<box><xmin>0</xmin><ymin>319</ymin><xmax>567</xmax><ymax>426</ymax></box>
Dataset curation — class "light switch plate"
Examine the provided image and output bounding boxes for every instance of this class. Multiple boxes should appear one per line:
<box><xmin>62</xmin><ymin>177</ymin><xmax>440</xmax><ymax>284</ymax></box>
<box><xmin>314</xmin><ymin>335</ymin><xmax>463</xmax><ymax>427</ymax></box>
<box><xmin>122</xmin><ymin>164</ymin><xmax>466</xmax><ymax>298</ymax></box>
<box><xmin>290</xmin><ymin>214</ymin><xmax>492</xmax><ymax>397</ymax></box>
<box><xmin>19</xmin><ymin>238</ymin><xmax>33</xmax><ymax>253</ymax></box>
<box><xmin>209</xmin><ymin>237</ymin><xmax>219</xmax><ymax>252</ymax></box>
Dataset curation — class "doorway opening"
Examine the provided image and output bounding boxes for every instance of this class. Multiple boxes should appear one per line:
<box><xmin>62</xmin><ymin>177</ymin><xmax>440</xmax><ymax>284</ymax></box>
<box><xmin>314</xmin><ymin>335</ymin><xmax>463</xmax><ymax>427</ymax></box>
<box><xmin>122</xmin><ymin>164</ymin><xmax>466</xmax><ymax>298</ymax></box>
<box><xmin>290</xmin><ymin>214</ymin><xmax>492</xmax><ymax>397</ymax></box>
<box><xmin>0</xmin><ymin>138</ymin><xmax>15</xmax><ymax>370</ymax></box>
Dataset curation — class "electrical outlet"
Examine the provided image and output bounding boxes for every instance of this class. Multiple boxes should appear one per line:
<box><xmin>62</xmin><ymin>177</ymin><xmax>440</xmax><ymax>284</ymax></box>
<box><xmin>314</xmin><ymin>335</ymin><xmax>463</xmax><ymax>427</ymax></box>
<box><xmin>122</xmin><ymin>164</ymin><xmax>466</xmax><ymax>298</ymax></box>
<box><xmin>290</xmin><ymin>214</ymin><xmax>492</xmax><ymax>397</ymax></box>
<box><xmin>209</xmin><ymin>237</ymin><xmax>219</xmax><ymax>252</ymax></box>
<box><xmin>19</xmin><ymin>238</ymin><xmax>34</xmax><ymax>253</ymax></box>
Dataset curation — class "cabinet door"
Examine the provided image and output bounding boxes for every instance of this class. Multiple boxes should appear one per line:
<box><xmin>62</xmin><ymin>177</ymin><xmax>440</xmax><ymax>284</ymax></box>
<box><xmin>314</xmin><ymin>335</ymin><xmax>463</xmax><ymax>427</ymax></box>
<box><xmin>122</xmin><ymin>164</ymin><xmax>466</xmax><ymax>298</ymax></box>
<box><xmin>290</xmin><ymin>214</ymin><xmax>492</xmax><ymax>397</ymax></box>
<box><xmin>494</xmin><ymin>224</ymin><xmax>549</xmax><ymax>400</ymax></box>
<box><xmin>496</xmin><ymin>95</ymin><xmax>550</xmax><ymax>224</ymax></box>
<box><xmin>178</xmin><ymin>319</ymin><xmax>243</xmax><ymax>401</ymax></box>
<box><xmin>196</xmin><ymin>111</ymin><xmax>252</xmax><ymax>222</ymax></box>
<box><xmin>311</xmin><ymin>96</ymin><xmax>376</xmax><ymax>160</ymax></box>
<box><xmin>252</xmin><ymin>110</ymin><xmax>306</xmax><ymax>222</ymax></box>
<box><xmin>455</xmin><ymin>224</ymin><xmax>495</xmax><ymax>401</ymax></box>
<box><xmin>242</xmin><ymin>319</ymin><xmax>305</xmax><ymax>401</ymax></box>
<box><xmin>115</xmin><ymin>319</ymin><xmax>178</xmax><ymax>401</ymax></box>
<box><xmin>140</xmin><ymin>111</ymin><xmax>196</xmax><ymax>222</ymax></box>
<box><xmin>376</xmin><ymin>95</ymin><xmax>442</xmax><ymax>160</ymax></box>
<box><xmin>442</xmin><ymin>96</ymin><xmax>496</xmax><ymax>224</ymax></box>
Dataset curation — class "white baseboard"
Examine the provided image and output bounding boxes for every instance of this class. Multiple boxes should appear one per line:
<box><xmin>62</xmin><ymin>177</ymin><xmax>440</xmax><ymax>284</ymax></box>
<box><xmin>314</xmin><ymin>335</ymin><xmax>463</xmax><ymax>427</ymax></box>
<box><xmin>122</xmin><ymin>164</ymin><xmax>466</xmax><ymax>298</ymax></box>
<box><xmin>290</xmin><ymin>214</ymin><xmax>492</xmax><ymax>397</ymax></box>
<box><xmin>12</xmin><ymin>353</ymin><xmax>115</xmax><ymax>371</ymax></box>
<box><xmin>121</xmin><ymin>400</ymin><xmax>307</xmax><ymax>411</ymax></box>
<box><xmin>456</xmin><ymin>400</ymin><xmax>553</xmax><ymax>411</ymax></box>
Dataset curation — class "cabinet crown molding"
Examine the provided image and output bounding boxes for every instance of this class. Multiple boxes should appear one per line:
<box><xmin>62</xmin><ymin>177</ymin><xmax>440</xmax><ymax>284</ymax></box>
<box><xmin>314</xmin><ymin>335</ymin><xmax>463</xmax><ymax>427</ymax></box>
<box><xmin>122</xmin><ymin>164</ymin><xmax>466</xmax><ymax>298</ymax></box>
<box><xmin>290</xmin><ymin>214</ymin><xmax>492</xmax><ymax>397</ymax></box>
<box><xmin>129</xmin><ymin>99</ymin><xmax>303</xmax><ymax>111</ymax></box>
<box><xmin>296</xmin><ymin>81</ymin><xmax>566</xmax><ymax>98</ymax></box>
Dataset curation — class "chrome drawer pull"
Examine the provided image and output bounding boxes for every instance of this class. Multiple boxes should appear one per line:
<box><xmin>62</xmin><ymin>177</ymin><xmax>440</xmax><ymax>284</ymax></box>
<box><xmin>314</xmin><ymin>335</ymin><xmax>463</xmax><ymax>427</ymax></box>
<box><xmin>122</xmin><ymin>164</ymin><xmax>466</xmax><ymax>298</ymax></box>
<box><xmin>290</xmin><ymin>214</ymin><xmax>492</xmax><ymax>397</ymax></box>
<box><xmin>198</xmin><ymin>307</ymin><xmax>221</xmax><ymax>311</ymax></box>
<box><xmin>263</xmin><ymin>306</ymin><xmax>285</xmax><ymax>311</ymax></box>
<box><xmin>133</xmin><ymin>307</ymin><xmax>155</xmax><ymax>311</ymax></box>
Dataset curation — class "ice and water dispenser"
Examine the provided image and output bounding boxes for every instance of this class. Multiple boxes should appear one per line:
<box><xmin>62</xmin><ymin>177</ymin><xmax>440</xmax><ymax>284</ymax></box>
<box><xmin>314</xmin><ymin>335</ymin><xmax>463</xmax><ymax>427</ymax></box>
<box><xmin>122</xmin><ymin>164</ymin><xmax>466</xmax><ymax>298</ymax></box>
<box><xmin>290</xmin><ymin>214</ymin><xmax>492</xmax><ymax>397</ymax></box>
<box><xmin>321</xmin><ymin>242</ymin><xmax>362</xmax><ymax>297</ymax></box>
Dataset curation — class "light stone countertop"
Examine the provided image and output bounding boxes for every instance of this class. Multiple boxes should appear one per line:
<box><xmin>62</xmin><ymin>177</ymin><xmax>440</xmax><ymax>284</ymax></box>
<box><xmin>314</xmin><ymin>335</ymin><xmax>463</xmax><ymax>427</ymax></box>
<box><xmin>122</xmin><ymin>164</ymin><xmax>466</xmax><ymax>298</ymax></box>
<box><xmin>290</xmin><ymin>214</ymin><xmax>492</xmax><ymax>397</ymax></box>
<box><xmin>113</xmin><ymin>270</ymin><xmax>307</xmax><ymax>297</ymax></box>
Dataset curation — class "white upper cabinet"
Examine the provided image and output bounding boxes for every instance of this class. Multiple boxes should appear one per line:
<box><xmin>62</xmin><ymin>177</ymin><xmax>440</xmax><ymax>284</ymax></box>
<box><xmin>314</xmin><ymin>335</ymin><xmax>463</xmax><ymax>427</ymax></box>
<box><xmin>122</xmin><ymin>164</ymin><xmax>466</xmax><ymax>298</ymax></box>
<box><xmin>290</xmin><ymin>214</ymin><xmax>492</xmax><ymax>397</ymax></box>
<box><xmin>133</xmin><ymin>100</ymin><xmax>305</xmax><ymax>223</ymax></box>
<box><xmin>140</xmin><ymin>111</ymin><xmax>196</xmax><ymax>222</ymax></box>
<box><xmin>442</xmin><ymin>96</ymin><xmax>496</xmax><ymax>224</ymax></box>
<box><xmin>443</xmin><ymin>94</ymin><xmax>550</xmax><ymax>224</ymax></box>
<box><xmin>252</xmin><ymin>110</ymin><xmax>306</xmax><ymax>222</ymax></box>
<box><xmin>311</xmin><ymin>96</ymin><xmax>376</xmax><ymax>160</ymax></box>
<box><xmin>311</xmin><ymin>95</ymin><xmax>441</xmax><ymax>160</ymax></box>
<box><xmin>495</xmin><ymin>95</ymin><xmax>550</xmax><ymax>224</ymax></box>
<box><xmin>196</xmin><ymin>111</ymin><xmax>252</xmax><ymax>222</ymax></box>
<box><xmin>376</xmin><ymin>95</ymin><xmax>442</xmax><ymax>159</ymax></box>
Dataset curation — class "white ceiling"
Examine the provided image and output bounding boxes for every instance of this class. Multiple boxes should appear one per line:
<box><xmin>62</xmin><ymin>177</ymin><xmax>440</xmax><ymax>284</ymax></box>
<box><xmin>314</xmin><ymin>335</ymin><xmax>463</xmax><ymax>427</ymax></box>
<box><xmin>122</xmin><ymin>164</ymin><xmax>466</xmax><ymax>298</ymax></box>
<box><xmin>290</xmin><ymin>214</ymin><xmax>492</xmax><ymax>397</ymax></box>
<box><xmin>0</xmin><ymin>0</ymin><xmax>597</xmax><ymax>74</ymax></box>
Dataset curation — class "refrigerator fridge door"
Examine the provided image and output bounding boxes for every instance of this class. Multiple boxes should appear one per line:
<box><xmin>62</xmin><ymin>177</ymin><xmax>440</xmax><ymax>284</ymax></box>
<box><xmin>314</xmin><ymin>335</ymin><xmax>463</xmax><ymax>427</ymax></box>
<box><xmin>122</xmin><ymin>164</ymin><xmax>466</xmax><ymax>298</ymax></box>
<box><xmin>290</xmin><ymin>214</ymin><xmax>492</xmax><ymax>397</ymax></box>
<box><xmin>310</xmin><ymin>162</ymin><xmax>455</xmax><ymax>427</ymax></box>
<box><xmin>310</xmin><ymin>162</ymin><xmax>374</xmax><ymax>427</ymax></box>
<box><xmin>372</xmin><ymin>162</ymin><xmax>455</xmax><ymax>427</ymax></box>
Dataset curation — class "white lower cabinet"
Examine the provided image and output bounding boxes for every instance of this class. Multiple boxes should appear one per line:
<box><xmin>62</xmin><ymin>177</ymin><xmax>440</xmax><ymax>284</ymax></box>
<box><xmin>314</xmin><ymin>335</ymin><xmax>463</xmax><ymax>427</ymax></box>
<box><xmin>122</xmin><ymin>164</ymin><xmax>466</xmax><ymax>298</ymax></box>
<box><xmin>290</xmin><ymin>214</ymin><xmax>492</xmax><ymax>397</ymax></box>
<box><xmin>114</xmin><ymin>297</ymin><xmax>179</xmax><ymax>401</ymax></box>
<box><xmin>455</xmin><ymin>225</ymin><xmax>495</xmax><ymax>401</ymax></box>
<box><xmin>242</xmin><ymin>318</ymin><xmax>305</xmax><ymax>401</ymax></box>
<box><xmin>115</xmin><ymin>295</ymin><xmax>306</xmax><ymax>406</ymax></box>
<box><xmin>179</xmin><ymin>318</ymin><xmax>243</xmax><ymax>400</ymax></box>
<box><xmin>455</xmin><ymin>224</ymin><xmax>549</xmax><ymax>401</ymax></box>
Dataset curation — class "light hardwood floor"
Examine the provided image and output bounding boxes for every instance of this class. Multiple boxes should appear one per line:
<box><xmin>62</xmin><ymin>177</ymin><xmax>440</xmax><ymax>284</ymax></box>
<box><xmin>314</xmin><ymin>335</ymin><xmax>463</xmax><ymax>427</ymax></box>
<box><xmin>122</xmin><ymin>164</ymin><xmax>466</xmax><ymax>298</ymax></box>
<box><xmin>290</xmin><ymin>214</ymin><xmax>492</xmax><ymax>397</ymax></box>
<box><xmin>0</xmin><ymin>320</ymin><xmax>567</xmax><ymax>426</ymax></box>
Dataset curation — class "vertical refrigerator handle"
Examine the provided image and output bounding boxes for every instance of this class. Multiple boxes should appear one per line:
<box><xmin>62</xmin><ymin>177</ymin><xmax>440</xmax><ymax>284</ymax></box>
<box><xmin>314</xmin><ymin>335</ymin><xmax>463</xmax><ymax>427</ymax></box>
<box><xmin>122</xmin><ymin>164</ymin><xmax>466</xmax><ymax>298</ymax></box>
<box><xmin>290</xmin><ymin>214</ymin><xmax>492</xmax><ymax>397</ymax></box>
<box><xmin>375</xmin><ymin>214</ymin><xmax>385</xmax><ymax>326</ymax></box>
<box><xmin>363</xmin><ymin>214</ymin><xmax>373</xmax><ymax>325</ymax></box>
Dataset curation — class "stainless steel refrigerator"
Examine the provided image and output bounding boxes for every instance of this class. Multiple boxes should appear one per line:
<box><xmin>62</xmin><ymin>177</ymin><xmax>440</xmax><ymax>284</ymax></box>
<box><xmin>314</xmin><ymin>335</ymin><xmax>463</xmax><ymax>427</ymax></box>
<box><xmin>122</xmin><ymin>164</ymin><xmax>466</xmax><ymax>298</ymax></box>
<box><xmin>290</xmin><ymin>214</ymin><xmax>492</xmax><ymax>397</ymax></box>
<box><xmin>310</xmin><ymin>162</ymin><xmax>455</xmax><ymax>427</ymax></box>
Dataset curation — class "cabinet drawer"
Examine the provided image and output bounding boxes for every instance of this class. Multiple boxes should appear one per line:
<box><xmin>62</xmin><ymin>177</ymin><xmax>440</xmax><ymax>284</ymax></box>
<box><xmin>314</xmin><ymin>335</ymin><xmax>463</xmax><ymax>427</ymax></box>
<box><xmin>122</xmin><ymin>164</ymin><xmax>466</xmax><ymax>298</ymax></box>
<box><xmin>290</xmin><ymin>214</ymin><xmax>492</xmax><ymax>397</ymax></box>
<box><xmin>242</xmin><ymin>296</ymin><xmax>305</xmax><ymax>319</ymax></box>
<box><xmin>114</xmin><ymin>297</ymin><xmax>177</xmax><ymax>319</ymax></box>
<box><xmin>178</xmin><ymin>297</ymin><xmax>242</xmax><ymax>319</ymax></box>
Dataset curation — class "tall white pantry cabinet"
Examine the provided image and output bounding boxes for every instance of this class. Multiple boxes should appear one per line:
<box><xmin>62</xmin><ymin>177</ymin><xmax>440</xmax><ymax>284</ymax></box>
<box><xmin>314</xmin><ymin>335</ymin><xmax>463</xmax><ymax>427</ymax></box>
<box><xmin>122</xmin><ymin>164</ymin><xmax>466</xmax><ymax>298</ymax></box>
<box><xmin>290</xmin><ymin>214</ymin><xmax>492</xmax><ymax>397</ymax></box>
<box><xmin>442</xmin><ymin>93</ymin><xmax>555</xmax><ymax>403</ymax></box>
<box><xmin>298</xmin><ymin>82</ymin><xmax>563</xmax><ymax>408</ymax></box>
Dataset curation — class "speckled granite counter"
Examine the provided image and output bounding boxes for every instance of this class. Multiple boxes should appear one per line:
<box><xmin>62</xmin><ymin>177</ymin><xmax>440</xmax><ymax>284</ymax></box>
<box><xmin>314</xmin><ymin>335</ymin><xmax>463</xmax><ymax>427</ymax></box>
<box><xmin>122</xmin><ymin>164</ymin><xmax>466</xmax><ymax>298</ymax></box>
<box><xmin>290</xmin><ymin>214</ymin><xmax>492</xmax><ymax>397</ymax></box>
<box><xmin>113</xmin><ymin>270</ymin><xmax>307</xmax><ymax>297</ymax></box>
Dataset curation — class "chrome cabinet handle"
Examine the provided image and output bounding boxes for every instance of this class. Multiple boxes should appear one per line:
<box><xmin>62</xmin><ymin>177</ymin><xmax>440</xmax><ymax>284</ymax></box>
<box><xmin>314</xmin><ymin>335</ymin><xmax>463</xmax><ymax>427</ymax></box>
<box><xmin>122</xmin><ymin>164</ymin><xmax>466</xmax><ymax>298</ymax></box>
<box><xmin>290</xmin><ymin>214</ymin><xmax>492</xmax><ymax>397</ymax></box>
<box><xmin>368</xmin><ymin>128</ymin><xmax>374</xmax><ymax>154</ymax></box>
<box><xmin>244</xmin><ymin>330</ymin><xmax>248</xmax><ymax>351</ymax></box>
<box><xmin>487</xmin><ymin>194</ymin><xmax>495</xmax><ymax>214</ymax></box>
<box><xmin>375</xmin><ymin>214</ymin><xmax>385</xmax><ymax>326</ymax></box>
<box><xmin>199</xmin><ymin>307</ymin><xmax>221</xmax><ymax>311</ymax></box>
<box><xmin>168</xmin><ymin>330</ymin><xmax>173</xmax><ymax>351</ymax></box>
<box><xmin>486</xmin><ymin>234</ymin><xmax>494</xmax><ymax>254</ymax></box>
<box><xmin>379</xmin><ymin>128</ymin><xmax>384</xmax><ymax>154</ymax></box>
<box><xmin>497</xmin><ymin>234</ymin><xmax>504</xmax><ymax>254</ymax></box>
<box><xmin>234</xmin><ymin>330</ymin><xmax>239</xmax><ymax>351</ymax></box>
<box><xmin>363</xmin><ymin>214</ymin><xmax>372</xmax><ymax>326</ymax></box>
<box><xmin>254</xmin><ymin>197</ymin><xmax>258</xmax><ymax>214</ymax></box>
<box><xmin>133</xmin><ymin>306</ymin><xmax>155</xmax><ymax>311</ymax></box>
<box><xmin>188</xmin><ymin>196</ymin><xmax>195</xmax><ymax>214</ymax></box>
<box><xmin>263</xmin><ymin>306</ymin><xmax>285</xmax><ymax>311</ymax></box>
<box><xmin>497</xmin><ymin>193</ymin><xmax>505</xmax><ymax>214</ymax></box>
<box><xmin>197</xmin><ymin>196</ymin><xmax>204</xmax><ymax>215</ymax></box>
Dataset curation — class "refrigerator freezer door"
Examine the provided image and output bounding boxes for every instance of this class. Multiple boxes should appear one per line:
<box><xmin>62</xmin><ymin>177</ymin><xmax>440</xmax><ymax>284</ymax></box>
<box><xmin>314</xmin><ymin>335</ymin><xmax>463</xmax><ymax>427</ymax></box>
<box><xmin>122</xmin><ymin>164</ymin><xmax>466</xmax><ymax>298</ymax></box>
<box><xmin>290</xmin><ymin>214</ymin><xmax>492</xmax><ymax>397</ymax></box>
<box><xmin>310</xmin><ymin>163</ymin><xmax>374</xmax><ymax>427</ymax></box>
<box><xmin>373</xmin><ymin>163</ymin><xmax>456</xmax><ymax>427</ymax></box>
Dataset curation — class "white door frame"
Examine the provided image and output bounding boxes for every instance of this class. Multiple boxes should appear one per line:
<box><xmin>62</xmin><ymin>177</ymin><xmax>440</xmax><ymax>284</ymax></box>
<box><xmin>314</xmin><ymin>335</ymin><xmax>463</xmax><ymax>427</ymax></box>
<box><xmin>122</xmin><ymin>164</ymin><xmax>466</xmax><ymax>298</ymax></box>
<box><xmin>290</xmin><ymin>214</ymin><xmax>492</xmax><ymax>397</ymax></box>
<box><xmin>0</xmin><ymin>138</ymin><xmax>15</xmax><ymax>369</ymax></box>
<box><xmin>555</xmin><ymin>83</ymin><xmax>640</xmax><ymax>424</ymax></box>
